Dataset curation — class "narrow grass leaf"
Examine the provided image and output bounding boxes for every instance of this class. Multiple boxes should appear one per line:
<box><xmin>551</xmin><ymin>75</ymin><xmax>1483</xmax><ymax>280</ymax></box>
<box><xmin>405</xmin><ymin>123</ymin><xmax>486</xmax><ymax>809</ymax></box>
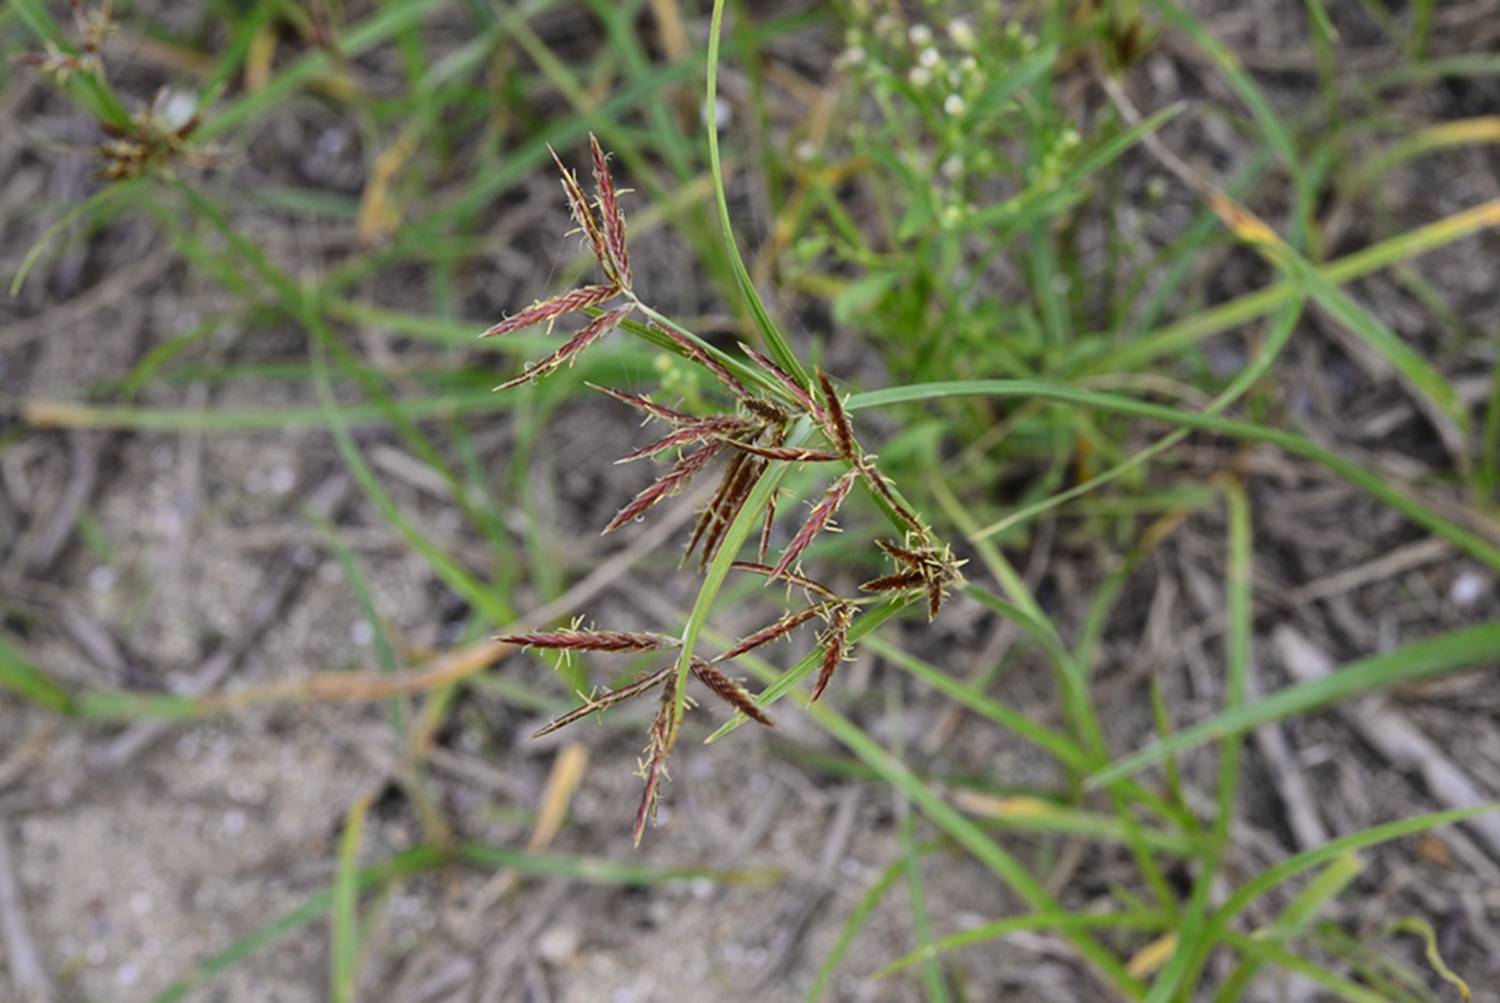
<box><xmin>1090</xmin><ymin>621</ymin><xmax>1500</xmax><ymax>787</ymax></box>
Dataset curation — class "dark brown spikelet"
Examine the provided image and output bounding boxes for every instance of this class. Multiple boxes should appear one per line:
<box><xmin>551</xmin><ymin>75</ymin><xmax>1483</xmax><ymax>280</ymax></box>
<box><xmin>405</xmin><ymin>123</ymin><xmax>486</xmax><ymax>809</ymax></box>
<box><xmin>875</xmin><ymin>537</ymin><xmax>927</xmax><ymax>568</ymax></box>
<box><xmin>742</xmin><ymin>398</ymin><xmax>791</xmax><ymax>426</ymax></box>
<box><xmin>812</xmin><ymin>605</ymin><xmax>854</xmax><ymax>702</ymax></box>
<box><xmin>549</xmin><ymin>144</ymin><xmax>613</xmax><ymax>281</ymax></box>
<box><xmin>690</xmin><ymin>658</ymin><xmax>774</xmax><ymax>726</ymax></box>
<box><xmin>758</xmin><ymin>486</ymin><xmax>779</xmax><ymax>563</ymax></box>
<box><xmin>816</xmin><ymin>369</ymin><xmax>856</xmax><ymax>458</ymax></box>
<box><xmin>693</xmin><ymin>455</ymin><xmax>764</xmax><ymax>569</ymax></box>
<box><xmin>496</xmin><ymin>629</ymin><xmax>680</xmax><ymax>654</ymax></box>
<box><xmin>634</xmin><ymin>671</ymin><xmax>680</xmax><ymax>845</ymax></box>
<box><xmin>860</xmin><ymin>570</ymin><xmax>926</xmax><ymax>594</ymax></box>
<box><xmin>654</xmin><ymin>324</ymin><xmax>752</xmax><ymax>401</ymax></box>
<box><xmin>493</xmin><ymin>306</ymin><xmax>633</xmax><ymax>391</ymax></box>
<box><xmin>605</xmin><ymin>440</ymin><xmax>724</xmax><ymax>533</ymax></box>
<box><xmin>858</xmin><ymin>458</ymin><xmax>924</xmax><ymax>535</ymax></box>
<box><xmin>721</xmin><ymin>441</ymin><xmax>842</xmax><ymax>463</ymax></box>
<box><xmin>740</xmin><ymin>344</ymin><xmax>821</xmax><ymax>418</ymax></box>
<box><xmin>729</xmin><ymin>561</ymin><xmax>840</xmax><ymax>600</ymax></box>
<box><xmin>713</xmin><ymin>603</ymin><xmax>830</xmax><ymax>662</ymax></box>
<box><xmin>616</xmin><ymin>416</ymin><xmax>757</xmax><ymax>464</ymax></box>
<box><xmin>685</xmin><ymin>449</ymin><xmax>750</xmax><ymax>561</ymax></box>
<box><xmin>532</xmin><ymin>666</ymin><xmax>672</xmax><ymax>738</ymax></box>
<box><xmin>481</xmin><ymin>284</ymin><xmax>618</xmax><ymax>339</ymax></box>
<box><xmin>589</xmin><ymin>133</ymin><xmax>631</xmax><ymax>287</ymax></box>
<box><xmin>926</xmin><ymin>579</ymin><xmax>947</xmax><ymax>621</ymax></box>
<box><xmin>587</xmin><ymin>383</ymin><xmax>697</xmax><ymax>426</ymax></box>
<box><xmin>768</xmin><ymin>470</ymin><xmax>858</xmax><ymax>582</ymax></box>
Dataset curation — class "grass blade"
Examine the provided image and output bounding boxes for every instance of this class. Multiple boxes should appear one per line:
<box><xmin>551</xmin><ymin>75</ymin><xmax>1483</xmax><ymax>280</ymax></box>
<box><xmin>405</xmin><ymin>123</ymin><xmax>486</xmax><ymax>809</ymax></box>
<box><xmin>1089</xmin><ymin>621</ymin><xmax>1500</xmax><ymax>788</ymax></box>
<box><xmin>705</xmin><ymin>0</ymin><xmax>809</xmax><ymax>385</ymax></box>
<box><xmin>331</xmin><ymin>794</ymin><xmax>372</xmax><ymax>1003</ymax></box>
<box><xmin>0</xmin><ymin>635</ymin><xmax>75</xmax><ymax>714</ymax></box>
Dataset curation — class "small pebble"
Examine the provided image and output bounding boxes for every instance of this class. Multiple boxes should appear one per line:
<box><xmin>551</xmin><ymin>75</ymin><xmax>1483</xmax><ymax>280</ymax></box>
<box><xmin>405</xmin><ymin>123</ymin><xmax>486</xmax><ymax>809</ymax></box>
<box><xmin>1450</xmin><ymin>571</ymin><xmax>1486</xmax><ymax>608</ymax></box>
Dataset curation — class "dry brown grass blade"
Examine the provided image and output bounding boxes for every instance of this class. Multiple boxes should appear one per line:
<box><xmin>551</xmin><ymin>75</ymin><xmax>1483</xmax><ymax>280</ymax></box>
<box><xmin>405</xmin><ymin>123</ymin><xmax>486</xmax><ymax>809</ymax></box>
<box><xmin>210</xmin><ymin>637</ymin><xmax>514</xmax><ymax>710</ymax></box>
<box><xmin>691</xmin><ymin>657</ymin><xmax>774</xmax><ymax>727</ymax></box>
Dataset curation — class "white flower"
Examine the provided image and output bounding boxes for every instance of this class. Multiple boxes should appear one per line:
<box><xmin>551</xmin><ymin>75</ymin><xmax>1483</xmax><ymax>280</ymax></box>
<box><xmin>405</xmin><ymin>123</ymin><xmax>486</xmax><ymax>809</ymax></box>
<box><xmin>908</xmin><ymin>24</ymin><xmax>933</xmax><ymax>46</ymax></box>
<box><xmin>918</xmin><ymin>47</ymin><xmax>940</xmax><ymax>68</ymax></box>
<box><xmin>944</xmin><ymin>94</ymin><xmax>966</xmax><ymax>116</ymax></box>
<box><xmin>837</xmin><ymin>45</ymin><xmax>866</xmax><ymax>68</ymax></box>
<box><xmin>909</xmin><ymin>66</ymin><xmax>932</xmax><ymax>87</ymax></box>
<box><xmin>948</xmin><ymin>19</ymin><xmax>976</xmax><ymax>50</ymax></box>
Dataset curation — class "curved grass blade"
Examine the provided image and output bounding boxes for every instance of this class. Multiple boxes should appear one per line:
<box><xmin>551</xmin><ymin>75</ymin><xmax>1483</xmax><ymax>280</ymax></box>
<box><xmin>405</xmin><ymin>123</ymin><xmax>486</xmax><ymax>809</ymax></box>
<box><xmin>706</xmin><ymin>0</ymin><xmax>808</xmax><ymax>385</ymax></box>
<box><xmin>331</xmin><ymin>794</ymin><xmax>372</xmax><ymax>1003</ymax></box>
<box><xmin>848</xmin><ymin>380</ymin><xmax>1500</xmax><ymax>571</ymax></box>
<box><xmin>1089</xmin><ymin>620</ymin><xmax>1500</xmax><ymax>788</ymax></box>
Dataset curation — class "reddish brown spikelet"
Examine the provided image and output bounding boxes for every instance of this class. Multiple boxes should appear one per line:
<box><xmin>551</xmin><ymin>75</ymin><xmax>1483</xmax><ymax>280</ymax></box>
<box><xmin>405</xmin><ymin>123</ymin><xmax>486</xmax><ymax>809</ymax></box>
<box><xmin>493</xmin><ymin>306</ymin><xmax>631</xmax><ymax>391</ymax></box>
<box><xmin>653</xmin><ymin>324</ymin><xmax>751</xmax><ymax>401</ymax></box>
<box><xmin>532</xmin><ymin>666</ymin><xmax>671</xmax><ymax>738</ymax></box>
<box><xmin>713</xmin><ymin>603</ymin><xmax>829</xmax><ymax>662</ymax></box>
<box><xmin>693</xmin><ymin>456</ymin><xmax>764</xmax><ymax>569</ymax></box>
<box><xmin>858</xmin><ymin>458</ymin><xmax>924</xmax><ymax>535</ymax></box>
<box><xmin>685</xmin><ymin>449</ymin><xmax>749</xmax><ymax>561</ymax></box>
<box><xmin>859</xmin><ymin>570</ymin><xmax>926</xmax><ymax>593</ymax></box>
<box><xmin>812</xmin><ymin>605</ymin><xmax>854</xmax><ymax>702</ymax></box>
<box><xmin>768</xmin><ymin>470</ymin><xmax>858</xmax><ymax>582</ymax></box>
<box><xmin>587</xmin><ymin>383</ymin><xmax>697</xmax><ymax>426</ymax></box>
<box><xmin>817</xmin><ymin>369</ymin><xmax>856</xmax><ymax>458</ymax></box>
<box><xmin>729</xmin><ymin>561</ymin><xmax>839</xmax><ymax>600</ymax></box>
<box><xmin>758</xmin><ymin>486</ymin><xmax>779</xmax><ymax>563</ymax></box>
<box><xmin>605</xmin><ymin>441</ymin><xmax>724</xmax><ymax>533</ymax></box>
<box><xmin>496</xmin><ymin>629</ymin><xmax>679</xmax><ymax>653</ymax></box>
<box><xmin>616</xmin><ymin>417</ymin><xmax>756</xmax><ymax>464</ymax></box>
<box><xmin>634</xmin><ymin>671</ymin><xmax>680</xmax><ymax>845</ymax></box>
<box><xmin>740</xmin><ymin>344</ymin><xmax>821</xmax><ymax>418</ymax></box>
<box><xmin>589</xmin><ymin>134</ymin><xmax>631</xmax><ymax>287</ymax></box>
<box><xmin>550</xmin><ymin>145</ymin><xmax>614</xmax><ymax>279</ymax></box>
<box><xmin>722</xmin><ymin>440</ymin><xmax>842</xmax><ymax>463</ymax></box>
<box><xmin>690</xmin><ymin>658</ymin><xmax>774</xmax><ymax>726</ymax></box>
<box><xmin>481</xmin><ymin>284</ymin><xmax>618</xmax><ymax>339</ymax></box>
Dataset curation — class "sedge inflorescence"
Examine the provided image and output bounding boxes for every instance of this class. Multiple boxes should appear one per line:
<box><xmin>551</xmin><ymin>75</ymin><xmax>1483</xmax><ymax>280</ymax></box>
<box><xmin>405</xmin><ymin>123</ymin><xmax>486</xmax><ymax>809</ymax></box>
<box><xmin>484</xmin><ymin>137</ymin><xmax>964</xmax><ymax>842</ymax></box>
